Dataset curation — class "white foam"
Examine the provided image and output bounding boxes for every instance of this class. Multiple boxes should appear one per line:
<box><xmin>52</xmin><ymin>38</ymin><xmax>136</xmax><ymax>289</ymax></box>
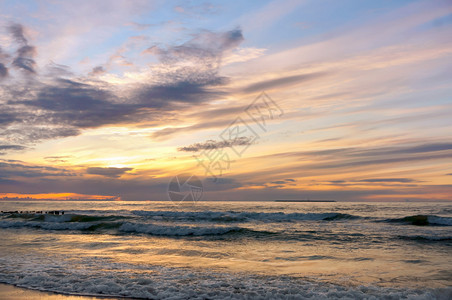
<box><xmin>428</xmin><ymin>216</ymin><xmax>452</xmax><ymax>226</ymax></box>
<box><xmin>0</xmin><ymin>255</ymin><xmax>449</xmax><ymax>300</ymax></box>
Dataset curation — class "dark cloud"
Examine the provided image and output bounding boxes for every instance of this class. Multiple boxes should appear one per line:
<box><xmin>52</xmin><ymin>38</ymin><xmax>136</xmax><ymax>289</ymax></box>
<box><xmin>0</xmin><ymin>174</ymin><xmax>170</xmax><ymax>201</ymax></box>
<box><xmin>147</xmin><ymin>29</ymin><xmax>242</xmax><ymax>91</ymax></box>
<box><xmin>178</xmin><ymin>137</ymin><xmax>253</xmax><ymax>152</ymax></box>
<box><xmin>8</xmin><ymin>23</ymin><xmax>28</xmax><ymax>45</ymax></box>
<box><xmin>12</xmin><ymin>45</ymin><xmax>37</xmax><ymax>74</ymax></box>
<box><xmin>0</xmin><ymin>112</ymin><xmax>17</xmax><ymax>126</ymax></box>
<box><xmin>137</xmin><ymin>29</ymin><xmax>243</xmax><ymax>106</ymax></box>
<box><xmin>1</xmin><ymin>126</ymin><xmax>81</xmax><ymax>145</ymax></box>
<box><xmin>135</xmin><ymin>79</ymin><xmax>227</xmax><ymax>107</ymax></box>
<box><xmin>86</xmin><ymin>167</ymin><xmax>133</xmax><ymax>178</ymax></box>
<box><xmin>0</xmin><ymin>145</ymin><xmax>26</xmax><ymax>151</ymax></box>
<box><xmin>329</xmin><ymin>180</ymin><xmax>346</xmax><ymax>184</ymax></box>
<box><xmin>8</xmin><ymin>24</ymin><xmax>37</xmax><ymax>74</ymax></box>
<box><xmin>0</xmin><ymin>63</ymin><xmax>8</xmax><ymax>78</ymax></box>
<box><xmin>154</xmin><ymin>29</ymin><xmax>243</xmax><ymax>62</ymax></box>
<box><xmin>89</xmin><ymin>66</ymin><xmax>106</xmax><ymax>76</ymax></box>
<box><xmin>0</xmin><ymin>160</ymin><xmax>75</xmax><ymax>178</ymax></box>
<box><xmin>269</xmin><ymin>178</ymin><xmax>297</xmax><ymax>187</ymax></box>
<box><xmin>0</xmin><ymin>26</ymin><xmax>244</xmax><ymax>153</ymax></box>
<box><xmin>243</xmin><ymin>72</ymin><xmax>328</xmax><ymax>94</ymax></box>
<box><xmin>357</xmin><ymin>178</ymin><xmax>416</xmax><ymax>183</ymax></box>
<box><xmin>270</xmin><ymin>180</ymin><xmax>287</xmax><ymax>184</ymax></box>
<box><xmin>10</xmin><ymin>79</ymin><xmax>142</xmax><ymax>129</ymax></box>
<box><xmin>446</xmin><ymin>173</ymin><xmax>452</xmax><ymax>176</ymax></box>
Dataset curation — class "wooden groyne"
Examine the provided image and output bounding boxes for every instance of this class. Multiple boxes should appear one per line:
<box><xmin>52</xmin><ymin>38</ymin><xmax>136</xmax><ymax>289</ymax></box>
<box><xmin>1</xmin><ymin>210</ymin><xmax>65</xmax><ymax>215</ymax></box>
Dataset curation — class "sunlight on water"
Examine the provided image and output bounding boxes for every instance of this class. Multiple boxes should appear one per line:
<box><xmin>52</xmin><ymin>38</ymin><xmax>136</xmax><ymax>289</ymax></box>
<box><xmin>0</xmin><ymin>201</ymin><xmax>451</xmax><ymax>298</ymax></box>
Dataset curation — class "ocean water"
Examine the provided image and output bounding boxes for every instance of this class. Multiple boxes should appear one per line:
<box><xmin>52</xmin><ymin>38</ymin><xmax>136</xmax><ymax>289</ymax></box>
<box><xmin>0</xmin><ymin>201</ymin><xmax>451</xmax><ymax>299</ymax></box>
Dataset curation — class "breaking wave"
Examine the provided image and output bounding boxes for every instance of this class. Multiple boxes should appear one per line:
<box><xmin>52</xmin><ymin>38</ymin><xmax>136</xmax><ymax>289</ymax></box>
<box><xmin>384</xmin><ymin>215</ymin><xmax>452</xmax><ymax>226</ymax></box>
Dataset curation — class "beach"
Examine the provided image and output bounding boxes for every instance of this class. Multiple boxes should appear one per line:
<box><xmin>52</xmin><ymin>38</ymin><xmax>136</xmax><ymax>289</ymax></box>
<box><xmin>0</xmin><ymin>283</ymin><xmax>123</xmax><ymax>300</ymax></box>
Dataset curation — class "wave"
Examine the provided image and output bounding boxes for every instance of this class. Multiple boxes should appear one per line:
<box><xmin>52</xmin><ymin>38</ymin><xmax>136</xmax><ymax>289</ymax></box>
<box><xmin>5</xmin><ymin>213</ymin><xmax>126</xmax><ymax>223</ymax></box>
<box><xmin>397</xmin><ymin>235</ymin><xmax>452</xmax><ymax>242</ymax></box>
<box><xmin>118</xmin><ymin>222</ymin><xmax>270</xmax><ymax>236</ymax></box>
<box><xmin>0</xmin><ymin>258</ymin><xmax>450</xmax><ymax>300</ymax></box>
<box><xmin>131</xmin><ymin>210</ymin><xmax>362</xmax><ymax>222</ymax></box>
<box><xmin>0</xmin><ymin>213</ymin><xmax>272</xmax><ymax>237</ymax></box>
<box><xmin>384</xmin><ymin>215</ymin><xmax>452</xmax><ymax>226</ymax></box>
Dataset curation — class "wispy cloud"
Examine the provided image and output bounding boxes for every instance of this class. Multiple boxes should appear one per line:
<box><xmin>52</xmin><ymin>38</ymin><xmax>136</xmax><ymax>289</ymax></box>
<box><xmin>86</xmin><ymin>167</ymin><xmax>133</xmax><ymax>178</ymax></box>
<box><xmin>356</xmin><ymin>178</ymin><xmax>417</xmax><ymax>183</ymax></box>
<box><xmin>8</xmin><ymin>23</ymin><xmax>37</xmax><ymax>74</ymax></box>
<box><xmin>0</xmin><ymin>159</ymin><xmax>75</xmax><ymax>178</ymax></box>
<box><xmin>242</xmin><ymin>72</ymin><xmax>328</xmax><ymax>93</ymax></box>
<box><xmin>178</xmin><ymin>137</ymin><xmax>254</xmax><ymax>152</ymax></box>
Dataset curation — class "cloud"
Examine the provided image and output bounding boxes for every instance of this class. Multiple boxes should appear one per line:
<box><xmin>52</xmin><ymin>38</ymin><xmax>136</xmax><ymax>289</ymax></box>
<box><xmin>16</xmin><ymin>79</ymin><xmax>139</xmax><ymax>128</ymax></box>
<box><xmin>44</xmin><ymin>156</ymin><xmax>72</xmax><ymax>163</ymax></box>
<box><xmin>89</xmin><ymin>66</ymin><xmax>106</xmax><ymax>76</ymax></box>
<box><xmin>0</xmin><ymin>144</ymin><xmax>26</xmax><ymax>155</ymax></box>
<box><xmin>86</xmin><ymin>167</ymin><xmax>133</xmax><ymax>178</ymax></box>
<box><xmin>151</xmin><ymin>119</ymin><xmax>234</xmax><ymax>140</ymax></box>
<box><xmin>243</xmin><ymin>72</ymin><xmax>328</xmax><ymax>93</ymax></box>
<box><xmin>231</xmin><ymin>141</ymin><xmax>452</xmax><ymax>186</ymax></box>
<box><xmin>0</xmin><ymin>160</ymin><xmax>75</xmax><ymax>178</ymax></box>
<box><xmin>135</xmin><ymin>79</ymin><xmax>227</xmax><ymax>107</ymax></box>
<box><xmin>8</xmin><ymin>23</ymin><xmax>28</xmax><ymax>44</ymax></box>
<box><xmin>1</xmin><ymin>126</ymin><xmax>81</xmax><ymax>145</ymax></box>
<box><xmin>0</xmin><ymin>26</ymin><xmax>245</xmax><ymax>153</ymax></box>
<box><xmin>0</xmin><ymin>63</ymin><xmax>8</xmax><ymax>78</ymax></box>
<box><xmin>357</xmin><ymin>178</ymin><xmax>417</xmax><ymax>183</ymax></box>
<box><xmin>0</xmin><ymin>145</ymin><xmax>26</xmax><ymax>151</ymax></box>
<box><xmin>44</xmin><ymin>62</ymin><xmax>73</xmax><ymax>77</ymax></box>
<box><xmin>178</xmin><ymin>137</ymin><xmax>254</xmax><ymax>152</ymax></box>
<box><xmin>0</xmin><ymin>112</ymin><xmax>17</xmax><ymax>126</ymax></box>
<box><xmin>8</xmin><ymin>23</ymin><xmax>37</xmax><ymax>74</ymax></box>
<box><xmin>150</xmin><ymin>28</ymin><xmax>243</xmax><ymax>67</ymax></box>
<box><xmin>12</xmin><ymin>45</ymin><xmax>37</xmax><ymax>74</ymax></box>
<box><xmin>267</xmin><ymin>178</ymin><xmax>297</xmax><ymax>188</ymax></box>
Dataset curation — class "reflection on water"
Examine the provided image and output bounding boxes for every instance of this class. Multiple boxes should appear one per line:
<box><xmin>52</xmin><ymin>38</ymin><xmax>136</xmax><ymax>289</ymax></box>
<box><xmin>0</xmin><ymin>201</ymin><xmax>451</xmax><ymax>298</ymax></box>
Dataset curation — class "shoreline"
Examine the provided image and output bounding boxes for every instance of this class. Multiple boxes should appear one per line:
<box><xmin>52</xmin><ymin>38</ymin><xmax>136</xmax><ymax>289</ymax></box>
<box><xmin>0</xmin><ymin>283</ymin><xmax>131</xmax><ymax>300</ymax></box>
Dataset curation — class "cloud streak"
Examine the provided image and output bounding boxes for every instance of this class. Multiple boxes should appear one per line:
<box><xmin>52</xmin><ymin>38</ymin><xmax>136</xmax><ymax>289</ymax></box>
<box><xmin>8</xmin><ymin>23</ymin><xmax>37</xmax><ymax>74</ymax></box>
<box><xmin>178</xmin><ymin>137</ymin><xmax>254</xmax><ymax>152</ymax></box>
<box><xmin>86</xmin><ymin>167</ymin><xmax>133</xmax><ymax>178</ymax></box>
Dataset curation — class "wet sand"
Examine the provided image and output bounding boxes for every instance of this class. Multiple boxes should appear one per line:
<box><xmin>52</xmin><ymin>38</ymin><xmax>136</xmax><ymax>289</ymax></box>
<box><xmin>0</xmin><ymin>284</ymin><xmax>125</xmax><ymax>300</ymax></box>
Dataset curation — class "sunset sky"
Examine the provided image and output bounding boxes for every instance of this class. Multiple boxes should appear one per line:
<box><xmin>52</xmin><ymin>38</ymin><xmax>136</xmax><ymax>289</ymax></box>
<box><xmin>0</xmin><ymin>0</ymin><xmax>451</xmax><ymax>201</ymax></box>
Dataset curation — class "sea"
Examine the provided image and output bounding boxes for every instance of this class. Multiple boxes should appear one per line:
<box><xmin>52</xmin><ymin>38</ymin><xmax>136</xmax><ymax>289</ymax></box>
<box><xmin>0</xmin><ymin>201</ymin><xmax>451</xmax><ymax>299</ymax></box>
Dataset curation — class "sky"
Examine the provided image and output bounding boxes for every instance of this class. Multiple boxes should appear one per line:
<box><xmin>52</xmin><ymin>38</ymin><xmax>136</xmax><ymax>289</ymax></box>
<box><xmin>0</xmin><ymin>0</ymin><xmax>451</xmax><ymax>202</ymax></box>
